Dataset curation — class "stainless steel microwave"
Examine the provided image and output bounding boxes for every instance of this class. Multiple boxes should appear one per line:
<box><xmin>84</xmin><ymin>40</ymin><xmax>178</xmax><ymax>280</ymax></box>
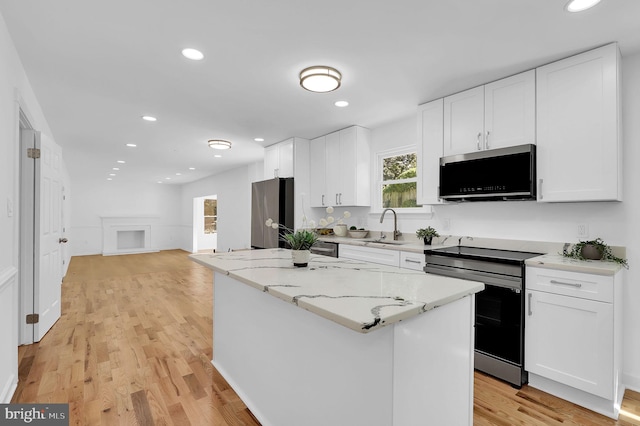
<box><xmin>439</xmin><ymin>144</ymin><xmax>536</xmax><ymax>201</ymax></box>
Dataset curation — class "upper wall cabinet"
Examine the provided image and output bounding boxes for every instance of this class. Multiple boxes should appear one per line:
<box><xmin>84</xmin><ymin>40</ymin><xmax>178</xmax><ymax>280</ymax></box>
<box><xmin>417</xmin><ymin>99</ymin><xmax>444</xmax><ymax>205</ymax></box>
<box><xmin>309</xmin><ymin>126</ymin><xmax>371</xmax><ymax>207</ymax></box>
<box><xmin>536</xmin><ymin>43</ymin><xmax>622</xmax><ymax>202</ymax></box>
<box><xmin>443</xmin><ymin>70</ymin><xmax>536</xmax><ymax>156</ymax></box>
<box><xmin>264</xmin><ymin>138</ymin><xmax>295</xmax><ymax>178</ymax></box>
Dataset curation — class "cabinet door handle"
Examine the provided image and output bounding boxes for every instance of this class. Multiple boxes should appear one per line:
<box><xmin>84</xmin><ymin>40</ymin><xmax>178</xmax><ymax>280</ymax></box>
<box><xmin>274</xmin><ymin>168</ymin><xmax>279</xmax><ymax>178</ymax></box>
<box><xmin>538</xmin><ymin>178</ymin><xmax>543</xmax><ymax>200</ymax></box>
<box><xmin>404</xmin><ymin>259</ymin><xmax>421</xmax><ymax>264</ymax></box>
<box><xmin>335</xmin><ymin>194</ymin><xmax>339</xmax><ymax>205</ymax></box>
<box><xmin>550</xmin><ymin>279</ymin><xmax>583</xmax><ymax>288</ymax></box>
<box><xmin>477</xmin><ymin>132</ymin><xmax>482</xmax><ymax>150</ymax></box>
<box><xmin>485</xmin><ymin>131</ymin><xmax>490</xmax><ymax>149</ymax></box>
<box><xmin>528</xmin><ymin>293</ymin><xmax>533</xmax><ymax>316</ymax></box>
<box><xmin>339</xmin><ymin>193</ymin><xmax>342</xmax><ymax>205</ymax></box>
<box><xmin>322</xmin><ymin>194</ymin><xmax>325</xmax><ymax>206</ymax></box>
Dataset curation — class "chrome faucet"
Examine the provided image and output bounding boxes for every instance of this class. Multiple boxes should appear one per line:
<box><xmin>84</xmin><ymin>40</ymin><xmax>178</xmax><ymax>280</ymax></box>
<box><xmin>458</xmin><ymin>236</ymin><xmax>474</xmax><ymax>246</ymax></box>
<box><xmin>379</xmin><ymin>208</ymin><xmax>401</xmax><ymax>240</ymax></box>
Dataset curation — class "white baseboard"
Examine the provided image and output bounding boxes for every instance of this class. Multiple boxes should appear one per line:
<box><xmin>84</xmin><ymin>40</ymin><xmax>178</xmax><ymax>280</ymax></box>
<box><xmin>0</xmin><ymin>375</ymin><xmax>17</xmax><ymax>403</ymax></box>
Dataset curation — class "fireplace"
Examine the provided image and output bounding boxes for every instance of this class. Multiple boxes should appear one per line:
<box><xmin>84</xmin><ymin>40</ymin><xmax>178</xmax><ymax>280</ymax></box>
<box><xmin>101</xmin><ymin>216</ymin><xmax>159</xmax><ymax>256</ymax></box>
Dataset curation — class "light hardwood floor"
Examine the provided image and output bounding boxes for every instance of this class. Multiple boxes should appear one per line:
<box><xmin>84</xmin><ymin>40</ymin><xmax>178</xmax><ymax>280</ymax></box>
<box><xmin>12</xmin><ymin>250</ymin><xmax>640</xmax><ymax>425</ymax></box>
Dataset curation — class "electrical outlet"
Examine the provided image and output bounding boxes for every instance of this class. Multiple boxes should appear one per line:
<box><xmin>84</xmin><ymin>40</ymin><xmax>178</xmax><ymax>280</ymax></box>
<box><xmin>442</xmin><ymin>218</ymin><xmax>451</xmax><ymax>231</ymax></box>
<box><xmin>577</xmin><ymin>223</ymin><xmax>589</xmax><ymax>239</ymax></box>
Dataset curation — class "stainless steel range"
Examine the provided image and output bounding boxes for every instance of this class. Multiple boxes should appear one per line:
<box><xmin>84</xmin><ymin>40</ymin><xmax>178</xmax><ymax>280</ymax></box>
<box><xmin>424</xmin><ymin>246</ymin><xmax>542</xmax><ymax>387</ymax></box>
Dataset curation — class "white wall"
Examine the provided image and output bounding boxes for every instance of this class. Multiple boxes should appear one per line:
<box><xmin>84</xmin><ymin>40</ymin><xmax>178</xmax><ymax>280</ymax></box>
<box><xmin>364</xmin><ymin>51</ymin><xmax>640</xmax><ymax>391</ymax></box>
<box><xmin>0</xmin><ymin>12</ymin><xmax>59</xmax><ymax>402</ymax></box>
<box><xmin>69</xmin><ymin>178</ymin><xmax>182</xmax><ymax>256</ymax></box>
<box><xmin>180</xmin><ymin>163</ymin><xmax>260</xmax><ymax>253</ymax></box>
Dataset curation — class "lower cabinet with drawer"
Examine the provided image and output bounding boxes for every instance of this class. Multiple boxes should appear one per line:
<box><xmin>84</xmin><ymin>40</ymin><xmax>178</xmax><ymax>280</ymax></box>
<box><xmin>338</xmin><ymin>244</ymin><xmax>400</xmax><ymax>267</ymax></box>
<box><xmin>338</xmin><ymin>244</ymin><xmax>425</xmax><ymax>270</ymax></box>
<box><xmin>525</xmin><ymin>266</ymin><xmax>624</xmax><ymax>419</ymax></box>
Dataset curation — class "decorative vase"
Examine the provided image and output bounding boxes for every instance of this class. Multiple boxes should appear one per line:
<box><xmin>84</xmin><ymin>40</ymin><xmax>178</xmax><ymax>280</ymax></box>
<box><xmin>423</xmin><ymin>237</ymin><xmax>433</xmax><ymax>245</ymax></box>
<box><xmin>291</xmin><ymin>249</ymin><xmax>311</xmax><ymax>267</ymax></box>
<box><xmin>581</xmin><ymin>244</ymin><xmax>603</xmax><ymax>260</ymax></box>
<box><xmin>333</xmin><ymin>224</ymin><xmax>348</xmax><ymax>237</ymax></box>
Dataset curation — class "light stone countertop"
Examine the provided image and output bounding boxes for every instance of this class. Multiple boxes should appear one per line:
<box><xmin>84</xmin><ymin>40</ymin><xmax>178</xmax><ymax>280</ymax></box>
<box><xmin>190</xmin><ymin>248</ymin><xmax>484</xmax><ymax>333</ymax></box>
<box><xmin>525</xmin><ymin>254</ymin><xmax>624</xmax><ymax>276</ymax></box>
<box><xmin>326</xmin><ymin>235</ymin><xmax>626</xmax><ymax>275</ymax></box>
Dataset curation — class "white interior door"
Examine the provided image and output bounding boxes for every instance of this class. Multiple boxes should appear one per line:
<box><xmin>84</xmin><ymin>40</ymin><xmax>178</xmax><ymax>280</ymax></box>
<box><xmin>33</xmin><ymin>131</ymin><xmax>63</xmax><ymax>341</ymax></box>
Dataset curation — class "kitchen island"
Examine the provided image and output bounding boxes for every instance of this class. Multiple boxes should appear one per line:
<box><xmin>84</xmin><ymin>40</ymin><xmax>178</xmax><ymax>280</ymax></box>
<box><xmin>191</xmin><ymin>248</ymin><xmax>484</xmax><ymax>426</ymax></box>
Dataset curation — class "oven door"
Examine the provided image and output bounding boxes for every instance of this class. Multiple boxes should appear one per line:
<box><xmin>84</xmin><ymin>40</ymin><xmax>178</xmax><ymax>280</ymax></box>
<box><xmin>475</xmin><ymin>284</ymin><xmax>523</xmax><ymax>365</ymax></box>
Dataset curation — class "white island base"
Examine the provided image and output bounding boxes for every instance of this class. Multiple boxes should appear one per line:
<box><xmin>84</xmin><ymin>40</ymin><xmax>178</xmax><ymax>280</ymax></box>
<box><xmin>213</xmin><ymin>272</ymin><xmax>475</xmax><ymax>426</ymax></box>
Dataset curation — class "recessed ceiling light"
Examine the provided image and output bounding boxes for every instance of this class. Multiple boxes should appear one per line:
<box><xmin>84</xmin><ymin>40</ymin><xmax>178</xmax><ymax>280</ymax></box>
<box><xmin>189</xmin><ymin>167</ymin><xmax>195</xmax><ymax>170</ymax></box>
<box><xmin>142</xmin><ymin>115</ymin><xmax>157</xmax><ymax>122</ymax></box>
<box><xmin>254</xmin><ymin>137</ymin><xmax>264</xmax><ymax>142</ymax></box>
<box><xmin>214</xmin><ymin>154</ymin><xmax>222</xmax><ymax>158</ymax></box>
<box><xmin>565</xmin><ymin>0</ymin><xmax>601</xmax><ymax>12</ymax></box>
<box><xmin>112</xmin><ymin>167</ymin><xmax>119</xmax><ymax>170</ymax></box>
<box><xmin>117</xmin><ymin>160</ymin><xmax>125</xmax><ymax>164</ymax></box>
<box><xmin>165</xmin><ymin>177</ymin><xmax>171</xmax><ymax>180</ymax></box>
<box><xmin>299</xmin><ymin>66</ymin><xmax>342</xmax><ymax>93</ymax></box>
<box><xmin>157</xmin><ymin>181</ymin><xmax>163</xmax><ymax>184</ymax></box>
<box><xmin>126</xmin><ymin>143</ymin><xmax>137</xmax><ymax>147</ymax></box>
<box><xmin>107</xmin><ymin>178</ymin><xmax>113</xmax><ymax>181</ymax></box>
<box><xmin>182</xmin><ymin>48</ymin><xmax>204</xmax><ymax>61</ymax></box>
<box><xmin>109</xmin><ymin>173</ymin><xmax>116</xmax><ymax>176</ymax></box>
<box><xmin>208</xmin><ymin>139</ymin><xmax>232</xmax><ymax>150</ymax></box>
<box><xmin>176</xmin><ymin>173</ymin><xmax>182</xmax><ymax>176</ymax></box>
<box><xmin>334</xmin><ymin>100</ymin><xmax>349</xmax><ymax>107</ymax></box>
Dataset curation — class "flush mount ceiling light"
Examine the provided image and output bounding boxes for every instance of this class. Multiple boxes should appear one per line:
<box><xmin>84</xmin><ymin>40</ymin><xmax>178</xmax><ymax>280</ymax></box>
<box><xmin>182</xmin><ymin>48</ymin><xmax>204</xmax><ymax>60</ymax></box>
<box><xmin>299</xmin><ymin>66</ymin><xmax>342</xmax><ymax>93</ymax></box>
<box><xmin>565</xmin><ymin>0</ymin><xmax>601</xmax><ymax>12</ymax></box>
<box><xmin>208</xmin><ymin>139</ymin><xmax>232</xmax><ymax>150</ymax></box>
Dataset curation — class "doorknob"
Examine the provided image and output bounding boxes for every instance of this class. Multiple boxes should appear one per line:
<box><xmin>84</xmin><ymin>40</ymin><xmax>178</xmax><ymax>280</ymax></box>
<box><xmin>59</xmin><ymin>238</ymin><xmax>68</xmax><ymax>243</ymax></box>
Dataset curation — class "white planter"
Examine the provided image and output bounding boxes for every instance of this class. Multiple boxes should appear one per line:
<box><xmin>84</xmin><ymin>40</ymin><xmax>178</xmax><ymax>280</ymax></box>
<box><xmin>291</xmin><ymin>250</ymin><xmax>311</xmax><ymax>267</ymax></box>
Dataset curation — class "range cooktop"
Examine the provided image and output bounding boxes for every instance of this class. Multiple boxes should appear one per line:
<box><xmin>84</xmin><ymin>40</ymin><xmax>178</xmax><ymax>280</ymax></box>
<box><xmin>424</xmin><ymin>246</ymin><xmax>543</xmax><ymax>264</ymax></box>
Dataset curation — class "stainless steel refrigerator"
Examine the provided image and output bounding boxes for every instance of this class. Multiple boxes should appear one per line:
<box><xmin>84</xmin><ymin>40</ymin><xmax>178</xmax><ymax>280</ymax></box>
<box><xmin>251</xmin><ymin>177</ymin><xmax>294</xmax><ymax>249</ymax></box>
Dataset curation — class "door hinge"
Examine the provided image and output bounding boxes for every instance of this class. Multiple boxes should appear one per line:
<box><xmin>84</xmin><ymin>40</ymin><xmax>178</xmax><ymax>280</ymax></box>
<box><xmin>27</xmin><ymin>148</ymin><xmax>41</xmax><ymax>159</ymax></box>
<box><xmin>26</xmin><ymin>314</ymin><xmax>39</xmax><ymax>324</ymax></box>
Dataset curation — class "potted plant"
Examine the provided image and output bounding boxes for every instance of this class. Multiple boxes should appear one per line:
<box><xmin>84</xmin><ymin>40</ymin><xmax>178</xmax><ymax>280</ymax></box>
<box><xmin>563</xmin><ymin>237</ymin><xmax>628</xmax><ymax>268</ymax></box>
<box><xmin>416</xmin><ymin>227</ymin><xmax>439</xmax><ymax>245</ymax></box>
<box><xmin>265</xmin><ymin>218</ymin><xmax>318</xmax><ymax>267</ymax></box>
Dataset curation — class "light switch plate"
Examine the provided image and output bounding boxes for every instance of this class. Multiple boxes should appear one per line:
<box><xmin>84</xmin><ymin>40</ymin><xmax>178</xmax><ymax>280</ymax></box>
<box><xmin>577</xmin><ymin>223</ymin><xmax>589</xmax><ymax>239</ymax></box>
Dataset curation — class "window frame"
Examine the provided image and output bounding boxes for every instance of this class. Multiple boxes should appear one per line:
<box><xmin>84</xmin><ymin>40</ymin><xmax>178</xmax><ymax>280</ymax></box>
<box><xmin>203</xmin><ymin>198</ymin><xmax>217</xmax><ymax>234</ymax></box>
<box><xmin>374</xmin><ymin>145</ymin><xmax>421</xmax><ymax>212</ymax></box>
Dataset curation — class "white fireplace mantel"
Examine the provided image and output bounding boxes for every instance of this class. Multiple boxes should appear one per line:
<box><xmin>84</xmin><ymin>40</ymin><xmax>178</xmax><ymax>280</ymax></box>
<box><xmin>100</xmin><ymin>216</ymin><xmax>160</xmax><ymax>256</ymax></box>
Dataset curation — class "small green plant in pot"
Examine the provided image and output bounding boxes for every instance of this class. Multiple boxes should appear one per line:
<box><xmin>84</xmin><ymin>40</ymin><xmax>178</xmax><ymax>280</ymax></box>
<box><xmin>416</xmin><ymin>227</ymin><xmax>439</xmax><ymax>245</ymax></box>
<box><xmin>563</xmin><ymin>237</ymin><xmax>628</xmax><ymax>269</ymax></box>
<box><xmin>265</xmin><ymin>218</ymin><xmax>318</xmax><ymax>267</ymax></box>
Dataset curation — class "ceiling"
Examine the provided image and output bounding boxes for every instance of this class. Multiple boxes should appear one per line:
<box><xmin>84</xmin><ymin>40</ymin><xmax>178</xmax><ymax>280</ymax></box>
<box><xmin>1</xmin><ymin>0</ymin><xmax>640</xmax><ymax>185</ymax></box>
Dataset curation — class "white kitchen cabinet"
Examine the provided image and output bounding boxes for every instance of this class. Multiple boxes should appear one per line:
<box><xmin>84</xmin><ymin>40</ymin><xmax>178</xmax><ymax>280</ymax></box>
<box><xmin>536</xmin><ymin>43</ymin><xmax>622</xmax><ymax>202</ymax></box>
<box><xmin>264</xmin><ymin>138</ymin><xmax>294</xmax><ymax>178</ymax></box>
<box><xmin>309</xmin><ymin>136</ymin><xmax>326</xmax><ymax>207</ymax></box>
<box><xmin>443</xmin><ymin>70</ymin><xmax>535</xmax><ymax>156</ymax></box>
<box><xmin>309</xmin><ymin>126</ymin><xmax>371</xmax><ymax>207</ymax></box>
<box><xmin>525</xmin><ymin>265</ymin><xmax>623</xmax><ymax>418</ymax></box>
<box><xmin>399</xmin><ymin>251</ymin><xmax>426</xmax><ymax>271</ymax></box>
<box><xmin>416</xmin><ymin>99</ymin><xmax>444</xmax><ymax>205</ymax></box>
<box><xmin>339</xmin><ymin>244</ymin><xmax>400</xmax><ymax>267</ymax></box>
